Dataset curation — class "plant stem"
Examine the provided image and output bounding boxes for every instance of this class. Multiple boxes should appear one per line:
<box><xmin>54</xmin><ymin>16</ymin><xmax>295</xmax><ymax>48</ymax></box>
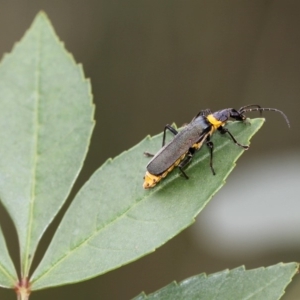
<box><xmin>15</xmin><ymin>277</ymin><xmax>31</xmax><ymax>300</ymax></box>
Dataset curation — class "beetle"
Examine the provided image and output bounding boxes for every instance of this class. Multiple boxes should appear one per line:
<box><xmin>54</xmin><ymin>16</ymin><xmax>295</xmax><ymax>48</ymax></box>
<box><xmin>143</xmin><ymin>105</ymin><xmax>290</xmax><ymax>189</ymax></box>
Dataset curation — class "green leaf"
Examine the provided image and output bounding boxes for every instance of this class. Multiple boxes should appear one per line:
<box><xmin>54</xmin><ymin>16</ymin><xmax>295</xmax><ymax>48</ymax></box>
<box><xmin>0</xmin><ymin>226</ymin><xmax>17</xmax><ymax>288</ymax></box>
<box><xmin>132</xmin><ymin>262</ymin><xmax>299</xmax><ymax>300</ymax></box>
<box><xmin>0</xmin><ymin>12</ymin><xmax>94</xmax><ymax>277</ymax></box>
<box><xmin>31</xmin><ymin>118</ymin><xmax>264</xmax><ymax>289</ymax></box>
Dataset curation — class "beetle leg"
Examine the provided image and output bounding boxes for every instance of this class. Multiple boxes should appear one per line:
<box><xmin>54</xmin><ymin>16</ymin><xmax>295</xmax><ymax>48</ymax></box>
<box><xmin>178</xmin><ymin>167</ymin><xmax>189</xmax><ymax>179</ymax></box>
<box><xmin>178</xmin><ymin>153</ymin><xmax>192</xmax><ymax>179</ymax></box>
<box><xmin>218</xmin><ymin>126</ymin><xmax>249</xmax><ymax>149</ymax></box>
<box><xmin>162</xmin><ymin>124</ymin><xmax>178</xmax><ymax>146</ymax></box>
<box><xmin>206</xmin><ymin>138</ymin><xmax>216</xmax><ymax>175</ymax></box>
<box><xmin>144</xmin><ymin>124</ymin><xmax>179</xmax><ymax>157</ymax></box>
<box><xmin>193</xmin><ymin>109</ymin><xmax>212</xmax><ymax>120</ymax></box>
<box><xmin>200</xmin><ymin>109</ymin><xmax>212</xmax><ymax>117</ymax></box>
<box><xmin>144</xmin><ymin>152</ymin><xmax>155</xmax><ymax>157</ymax></box>
<box><xmin>178</xmin><ymin>148</ymin><xmax>197</xmax><ymax>179</ymax></box>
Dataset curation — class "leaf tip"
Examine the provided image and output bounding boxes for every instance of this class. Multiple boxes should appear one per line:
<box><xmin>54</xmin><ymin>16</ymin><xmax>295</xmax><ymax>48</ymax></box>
<box><xmin>31</xmin><ymin>11</ymin><xmax>53</xmax><ymax>29</ymax></box>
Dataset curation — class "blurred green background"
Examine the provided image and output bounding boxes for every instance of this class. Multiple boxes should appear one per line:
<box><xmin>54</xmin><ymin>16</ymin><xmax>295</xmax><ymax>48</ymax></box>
<box><xmin>0</xmin><ymin>1</ymin><xmax>299</xmax><ymax>299</ymax></box>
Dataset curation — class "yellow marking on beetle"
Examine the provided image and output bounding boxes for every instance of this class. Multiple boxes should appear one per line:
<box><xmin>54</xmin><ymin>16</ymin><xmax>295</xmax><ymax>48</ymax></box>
<box><xmin>143</xmin><ymin>153</ymin><xmax>187</xmax><ymax>189</ymax></box>
<box><xmin>143</xmin><ymin>172</ymin><xmax>160</xmax><ymax>189</ymax></box>
<box><xmin>192</xmin><ymin>138</ymin><xmax>206</xmax><ymax>150</ymax></box>
<box><xmin>206</xmin><ymin>114</ymin><xmax>224</xmax><ymax>130</ymax></box>
<box><xmin>192</xmin><ymin>131</ymin><xmax>212</xmax><ymax>150</ymax></box>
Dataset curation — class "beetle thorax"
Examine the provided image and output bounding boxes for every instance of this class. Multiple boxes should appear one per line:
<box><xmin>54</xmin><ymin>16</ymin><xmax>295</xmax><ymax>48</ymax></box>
<box><xmin>212</xmin><ymin>109</ymin><xmax>231</xmax><ymax>123</ymax></box>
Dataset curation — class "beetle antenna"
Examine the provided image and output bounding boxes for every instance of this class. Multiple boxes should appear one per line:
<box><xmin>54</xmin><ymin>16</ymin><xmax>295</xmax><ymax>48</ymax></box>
<box><xmin>239</xmin><ymin>104</ymin><xmax>262</xmax><ymax>116</ymax></box>
<box><xmin>240</xmin><ymin>107</ymin><xmax>290</xmax><ymax>128</ymax></box>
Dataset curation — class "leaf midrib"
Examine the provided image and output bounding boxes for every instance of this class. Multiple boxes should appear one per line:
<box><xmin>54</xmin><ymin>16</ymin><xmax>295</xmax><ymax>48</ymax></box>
<box><xmin>23</xmin><ymin>24</ymin><xmax>42</xmax><ymax>277</ymax></box>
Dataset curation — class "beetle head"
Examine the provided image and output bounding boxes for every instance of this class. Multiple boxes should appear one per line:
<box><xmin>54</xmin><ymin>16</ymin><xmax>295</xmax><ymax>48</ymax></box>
<box><xmin>229</xmin><ymin>108</ymin><xmax>247</xmax><ymax>122</ymax></box>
